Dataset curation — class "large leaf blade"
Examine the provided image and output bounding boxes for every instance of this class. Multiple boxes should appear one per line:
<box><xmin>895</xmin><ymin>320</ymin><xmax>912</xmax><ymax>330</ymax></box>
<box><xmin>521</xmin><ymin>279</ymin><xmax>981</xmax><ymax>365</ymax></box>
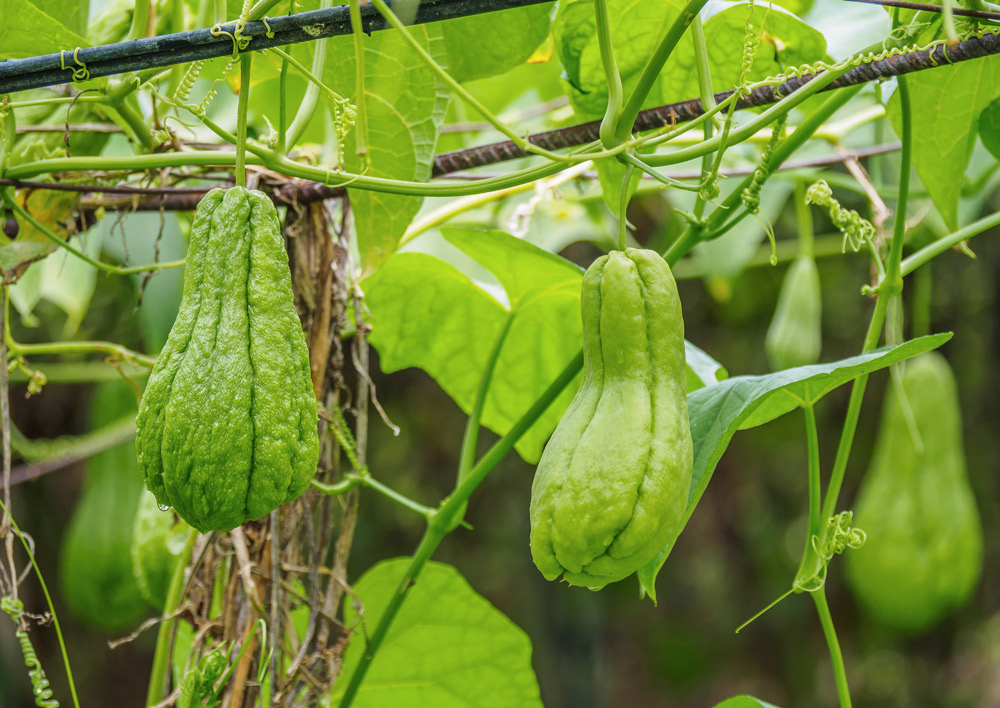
<box><xmin>638</xmin><ymin>333</ymin><xmax>952</xmax><ymax>600</ymax></box>
<box><xmin>331</xmin><ymin>559</ymin><xmax>543</xmax><ymax>708</ymax></box>
<box><xmin>0</xmin><ymin>0</ymin><xmax>88</xmax><ymax>59</ymax></box>
<box><xmin>887</xmin><ymin>57</ymin><xmax>1000</xmax><ymax>230</ymax></box>
<box><xmin>326</xmin><ymin>28</ymin><xmax>450</xmax><ymax>274</ymax></box>
<box><xmin>364</xmin><ymin>231</ymin><xmax>582</xmax><ymax>462</ymax></box>
<box><xmin>437</xmin><ymin>4</ymin><xmax>552</xmax><ymax>83</ymax></box>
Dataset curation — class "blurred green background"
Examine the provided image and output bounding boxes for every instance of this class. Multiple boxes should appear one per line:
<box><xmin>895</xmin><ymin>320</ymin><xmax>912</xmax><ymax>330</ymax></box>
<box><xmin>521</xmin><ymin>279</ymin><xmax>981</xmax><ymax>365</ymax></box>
<box><xmin>2</xmin><ymin>180</ymin><xmax>998</xmax><ymax>707</ymax></box>
<box><xmin>2</xmin><ymin>1</ymin><xmax>999</xmax><ymax>705</ymax></box>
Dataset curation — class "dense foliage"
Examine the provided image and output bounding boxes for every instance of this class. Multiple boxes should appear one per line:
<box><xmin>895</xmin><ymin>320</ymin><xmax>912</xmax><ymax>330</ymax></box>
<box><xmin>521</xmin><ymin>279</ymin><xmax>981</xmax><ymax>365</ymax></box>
<box><xmin>1</xmin><ymin>1</ymin><xmax>998</xmax><ymax>707</ymax></box>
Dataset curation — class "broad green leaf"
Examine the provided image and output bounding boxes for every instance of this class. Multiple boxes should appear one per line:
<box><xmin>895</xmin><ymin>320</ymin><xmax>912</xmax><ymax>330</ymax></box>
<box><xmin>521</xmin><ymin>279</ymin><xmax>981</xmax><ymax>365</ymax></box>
<box><xmin>326</xmin><ymin>29</ymin><xmax>450</xmax><ymax>274</ymax></box>
<box><xmin>442</xmin><ymin>226</ymin><xmax>581</xmax><ymax>309</ymax></box>
<box><xmin>553</xmin><ymin>1</ymin><xmax>824</xmax><ymax>212</ymax></box>
<box><xmin>29</xmin><ymin>0</ymin><xmax>87</xmax><ymax>39</ymax></box>
<box><xmin>979</xmin><ymin>96</ymin><xmax>1000</xmax><ymax>161</ymax></box>
<box><xmin>887</xmin><ymin>57</ymin><xmax>1000</xmax><ymax>230</ymax></box>
<box><xmin>436</xmin><ymin>4</ymin><xmax>553</xmax><ymax>83</ymax></box>
<box><xmin>331</xmin><ymin>559</ymin><xmax>543</xmax><ymax>708</ymax></box>
<box><xmin>713</xmin><ymin>697</ymin><xmax>781</xmax><ymax>708</ymax></box>
<box><xmin>364</xmin><ymin>230</ymin><xmax>581</xmax><ymax>462</ymax></box>
<box><xmin>555</xmin><ymin>0</ymin><xmax>825</xmax><ymax>120</ymax></box>
<box><xmin>0</xmin><ymin>0</ymin><xmax>88</xmax><ymax>59</ymax></box>
<box><xmin>637</xmin><ymin>333</ymin><xmax>952</xmax><ymax>601</ymax></box>
<box><xmin>685</xmin><ymin>340</ymin><xmax>728</xmax><ymax>392</ymax></box>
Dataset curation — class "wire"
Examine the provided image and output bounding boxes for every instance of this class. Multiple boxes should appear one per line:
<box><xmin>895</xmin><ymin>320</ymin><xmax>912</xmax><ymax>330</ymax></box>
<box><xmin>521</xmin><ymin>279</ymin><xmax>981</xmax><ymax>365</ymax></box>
<box><xmin>0</xmin><ymin>0</ymin><xmax>555</xmax><ymax>94</ymax></box>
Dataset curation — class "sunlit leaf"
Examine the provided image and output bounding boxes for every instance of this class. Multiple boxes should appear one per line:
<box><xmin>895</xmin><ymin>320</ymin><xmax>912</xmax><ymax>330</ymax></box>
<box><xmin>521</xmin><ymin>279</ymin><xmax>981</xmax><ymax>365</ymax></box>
<box><xmin>330</xmin><ymin>559</ymin><xmax>543</xmax><ymax>708</ymax></box>
<box><xmin>325</xmin><ymin>28</ymin><xmax>450</xmax><ymax>274</ymax></box>
<box><xmin>638</xmin><ymin>333</ymin><xmax>952</xmax><ymax>601</ymax></box>
<box><xmin>887</xmin><ymin>58</ymin><xmax>1000</xmax><ymax>230</ymax></box>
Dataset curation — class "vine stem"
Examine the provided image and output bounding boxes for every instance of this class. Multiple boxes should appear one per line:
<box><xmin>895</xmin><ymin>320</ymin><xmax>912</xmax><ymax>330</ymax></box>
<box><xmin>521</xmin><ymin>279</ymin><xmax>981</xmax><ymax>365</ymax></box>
<box><xmin>648</xmin><ymin>62</ymin><xmax>857</xmax><ymax>169</ymax></box>
<box><xmin>129</xmin><ymin>0</ymin><xmax>151</xmax><ymax>41</ymax></box>
<box><xmin>803</xmin><ymin>403</ymin><xmax>821</xmax><ymax>545</ymax></box>
<box><xmin>348</xmin><ymin>0</ymin><xmax>369</xmax><ymax>159</ymax></box>
<box><xmin>457</xmin><ymin>313</ymin><xmax>516</xmax><ymax>486</ymax></box>
<box><xmin>1</xmin><ymin>287</ymin><xmax>11</xmax><ymax>562</ymax></box>
<box><xmin>813</xmin><ymin>588</ymin><xmax>853</xmax><ymax>707</ymax></box>
<box><xmin>2</xmin><ymin>285</ymin><xmax>156</xmax><ymax>367</ymax></box>
<box><xmin>795</xmin><ymin>181</ymin><xmax>814</xmax><ymax>258</ymax></box>
<box><xmin>665</xmin><ymin>85</ymin><xmax>863</xmax><ymax>264</ymax></box>
<box><xmin>367</xmin><ymin>0</ymin><xmax>573</xmax><ymax>165</ymax></box>
<box><xmin>312</xmin><ymin>472</ymin><xmax>436</xmax><ymax>519</ymax></box>
<box><xmin>899</xmin><ymin>208</ymin><xmax>1000</xmax><ymax>276</ymax></box>
<box><xmin>614</xmin><ymin>0</ymin><xmax>712</xmax><ymax>142</ymax></box>
<box><xmin>1</xmin><ymin>69</ymin><xmax>865</xmax><ymax>198</ymax></box>
<box><xmin>594</xmin><ymin>0</ymin><xmax>623</xmax><ymax>149</ymax></box>
<box><xmin>286</xmin><ymin>0</ymin><xmax>334</xmax><ymax>149</ymax></box>
<box><xmin>789</xmin><ymin>63</ymin><xmax>913</xmax><ymax>708</ymax></box>
<box><xmin>401</xmin><ymin>160</ymin><xmax>595</xmax><ymax>245</ymax></box>
<box><xmin>337</xmin><ymin>349</ymin><xmax>584</xmax><ymax>708</ymax></box>
<box><xmin>817</xmin><ymin>75</ymin><xmax>910</xmax><ymax>531</ymax></box>
<box><xmin>236</xmin><ymin>53</ymin><xmax>252</xmax><ymax>189</ymax></box>
<box><xmin>690</xmin><ymin>15</ymin><xmax>717</xmax><ymax>220</ymax></box>
<box><xmin>618</xmin><ymin>162</ymin><xmax>634</xmax><ymax>249</ymax></box>
<box><xmin>452</xmin><ymin>311</ymin><xmax>516</xmax><ymax>521</ymax></box>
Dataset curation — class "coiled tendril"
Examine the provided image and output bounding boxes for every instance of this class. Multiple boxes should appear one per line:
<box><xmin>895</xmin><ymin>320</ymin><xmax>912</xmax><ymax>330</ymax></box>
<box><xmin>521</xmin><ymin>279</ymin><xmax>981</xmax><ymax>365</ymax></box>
<box><xmin>806</xmin><ymin>179</ymin><xmax>876</xmax><ymax>252</ymax></box>
<box><xmin>796</xmin><ymin>511</ymin><xmax>867</xmax><ymax>592</ymax></box>
<box><xmin>2</xmin><ymin>596</ymin><xmax>59</xmax><ymax>708</ymax></box>
<box><xmin>175</xmin><ymin>60</ymin><xmax>205</xmax><ymax>103</ymax></box>
<box><xmin>59</xmin><ymin>48</ymin><xmax>90</xmax><ymax>82</ymax></box>
<box><xmin>741</xmin><ymin>112</ymin><xmax>787</xmax><ymax>215</ymax></box>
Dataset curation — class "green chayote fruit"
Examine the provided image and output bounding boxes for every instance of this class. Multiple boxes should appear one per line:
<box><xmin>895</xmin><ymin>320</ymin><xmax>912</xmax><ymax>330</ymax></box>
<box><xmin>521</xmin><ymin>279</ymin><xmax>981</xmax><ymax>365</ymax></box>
<box><xmin>137</xmin><ymin>187</ymin><xmax>319</xmax><ymax>533</ymax></box>
<box><xmin>845</xmin><ymin>352</ymin><xmax>983</xmax><ymax>633</ymax></box>
<box><xmin>59</xmin><ymin>381</ymin><xmax>148</xmax><ymax>631</ymax></box>
<box><xmin>765</xmin><ymin>255</ymin><xmax>822</xmax><ymax>371</ymax></box>
<box><xmin>530</xmin><ymin>249</ymin><xmax>693</xmax><ymax>589</ymax></box>
<box><xmin>131</xmin><ymin>489</ymin><xmax>191</xmax><ymax>610</ymax></box>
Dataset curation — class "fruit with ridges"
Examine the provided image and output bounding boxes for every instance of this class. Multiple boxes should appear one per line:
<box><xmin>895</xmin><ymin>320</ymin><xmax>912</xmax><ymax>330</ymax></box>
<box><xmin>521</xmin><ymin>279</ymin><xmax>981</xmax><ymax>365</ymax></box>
<box><xmin>136</xmin><ymin>187</ymin><xmax>319</xmax><ymax>533</ymax></box>
<box><xmin>529</xmin><ymin>248</ymin><xmax>693</xmax><ymax>589</ymax></box>
<box><xmin>845</xmin><ymin>352</ymin><xmax>983</xmax><ymax>633</ymax></box>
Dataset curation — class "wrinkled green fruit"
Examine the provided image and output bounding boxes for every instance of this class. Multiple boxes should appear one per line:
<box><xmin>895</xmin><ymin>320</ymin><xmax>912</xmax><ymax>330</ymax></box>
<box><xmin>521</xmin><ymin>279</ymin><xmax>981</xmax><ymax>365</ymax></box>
<box><xmin>131</xmin><ymin>489</ymin><xmax>191</xmax><ymax>610</ymax></box>
<box><xmin>59</xmin><ymin>381</ymin><xmax>148</xmax><ymax>631</ymax></box>
<box><xmin>530</xmin><ymin>249</ymin><xmax>693</xmax><ymax>589</ymax></box>
<box><xmin>765</xmin><ymin>255</ymin><xmax>822</xmax><ymax>371</ymax></box>
<box><xmin>137</xmin><ymin>187</ymin><xmax>319</xmax><ymax>533</ymax></box>
<box><xmin>845</xmin><ymin>352</ymin><xmax>983</xmax><ymax>633</ymax></box>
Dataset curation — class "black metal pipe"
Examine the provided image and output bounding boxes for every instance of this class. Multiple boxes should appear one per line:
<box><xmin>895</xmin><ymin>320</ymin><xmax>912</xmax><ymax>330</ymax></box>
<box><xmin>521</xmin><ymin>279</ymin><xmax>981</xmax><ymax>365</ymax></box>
<box><xmin>0</xmin><ymin>0</ymin><xmax>555</xmax><ymax>94</ymax></box>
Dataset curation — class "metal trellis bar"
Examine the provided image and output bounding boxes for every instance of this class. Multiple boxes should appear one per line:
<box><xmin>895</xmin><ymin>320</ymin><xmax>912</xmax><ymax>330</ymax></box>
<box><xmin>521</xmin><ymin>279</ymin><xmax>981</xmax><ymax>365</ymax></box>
<box><xmin>0</xmin><ymin>0</ymin><xmax>555</xmax><ymax>94</ymax></box>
